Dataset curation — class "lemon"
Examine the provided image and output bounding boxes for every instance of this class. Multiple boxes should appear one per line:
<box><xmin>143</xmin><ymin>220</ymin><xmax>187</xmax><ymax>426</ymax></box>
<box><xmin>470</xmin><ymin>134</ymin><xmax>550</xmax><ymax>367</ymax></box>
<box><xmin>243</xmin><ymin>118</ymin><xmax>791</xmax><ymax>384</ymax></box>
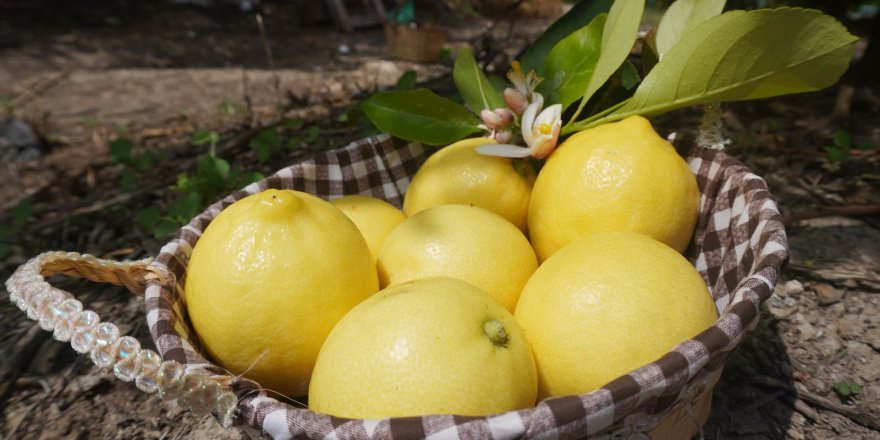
<box><xmin>185</xmin><ymin>189</ymin><xmax>379</xmax><ymax>398</ymax></box>
<box><xmin>377</xmin><ymin>204</ymin><xmax>538</xmax><ymax>312</ymax></box>
<box><xmin>403</xmin><ymin>137</ymin><xmax>536</xmax><ymax>231</ymax></box>
<box><xmin>514</xmin><ymin>232</ymin><xmax>718</xmax><ymax>399</ymax></box>
<box><xmin>308</xmin><ymin>276</ymin><xmax>537</xmax><ymax>418</ymax></box>
<box><xmin>528</xmin><ymin>115</ymin><xmax>699</xmax><ymax>261</ymax></box>
<box><xmin>330</xmin><ymin>195</ymin><xmax>406</xmax><ymax>260</ymax></box>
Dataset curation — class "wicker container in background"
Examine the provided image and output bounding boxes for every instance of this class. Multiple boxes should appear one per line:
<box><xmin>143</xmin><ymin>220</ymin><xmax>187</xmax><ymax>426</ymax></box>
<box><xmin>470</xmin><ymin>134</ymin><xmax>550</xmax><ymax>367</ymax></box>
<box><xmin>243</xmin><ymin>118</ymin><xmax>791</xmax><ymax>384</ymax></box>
<box><xmin>383</xmin><ymin>22</ymin><xmax>447</xmax><ymax>62</ymax></box>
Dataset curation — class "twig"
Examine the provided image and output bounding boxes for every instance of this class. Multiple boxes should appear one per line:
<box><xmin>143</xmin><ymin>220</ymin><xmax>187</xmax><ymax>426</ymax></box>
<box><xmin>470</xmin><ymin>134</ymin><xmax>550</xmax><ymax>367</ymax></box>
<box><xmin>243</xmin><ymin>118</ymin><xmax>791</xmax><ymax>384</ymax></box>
<box><xmin>255</xmin><ymin>13</ymin><xmax>274</xmax><ymax>69</ymax></box>
<box><xmin>782</xmin><ymin>204</ymin><xmax>880</xmax><ymax>225</ymax></box>
<box><xmin>751</xmin><ymin>375</ymin><xmax>880</xmax><ymax>432</ymax></box>
<box><xmin>5</xmin><ymin>70</ymin><xmax>69</xmax><ymax>114</ymax></box>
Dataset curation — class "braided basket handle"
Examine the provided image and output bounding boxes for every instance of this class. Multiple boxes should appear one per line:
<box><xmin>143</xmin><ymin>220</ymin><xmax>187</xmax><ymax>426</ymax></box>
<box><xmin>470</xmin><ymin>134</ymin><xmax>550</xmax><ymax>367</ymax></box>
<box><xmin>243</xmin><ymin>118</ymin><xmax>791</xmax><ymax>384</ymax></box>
<box><xmin>4</xmin><ymin>251</ymin><xmax>239</xmax><ymax>429</ymax></box>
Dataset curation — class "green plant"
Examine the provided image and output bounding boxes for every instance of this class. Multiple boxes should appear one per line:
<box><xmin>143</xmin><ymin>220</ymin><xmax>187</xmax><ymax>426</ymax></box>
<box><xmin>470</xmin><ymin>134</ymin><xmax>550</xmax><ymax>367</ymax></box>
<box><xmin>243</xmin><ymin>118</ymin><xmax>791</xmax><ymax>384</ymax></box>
<box><xmin>825</xmin><ymin>129</ymin><xmax>875</xmax><ymax>162</ymax></box>
<box><xmin>360</xmin><ymin>0</ymin><xmax>857</xmax><ymax>156</ymax></box>
<box><xmin>832</xmin><ymin>380</ymin><xmax>864</xmax><ymax>398</ymax></box>
<box><xmin>109</xmin><ymin>137</ymin><xmax>158</xmax><ymax>192</ymax></box>
<box><xmin>136</xmin><ymin>131</ymin><xmax>263</xmax><ymax>238</ymax></box>
<box><xmin>0</xmin><ymin>199</ymin><xmax>32</xmax><ymax>258</ymax></box>
<box><xmin>247</xmin><ymin>118</ymin><xmax>329</xmax><ymax>163</ymax></box>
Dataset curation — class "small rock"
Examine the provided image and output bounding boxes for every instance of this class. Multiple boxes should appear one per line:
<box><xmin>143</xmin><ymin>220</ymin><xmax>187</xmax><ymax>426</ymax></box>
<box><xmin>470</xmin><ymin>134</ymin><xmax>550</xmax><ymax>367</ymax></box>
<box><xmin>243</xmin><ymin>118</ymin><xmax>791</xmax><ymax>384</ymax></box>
<box><xmin>814</xmin><ymin>283</ymin><xmax>844</xmax><ymax>306</ymax></box>
<box><xmin>791</xmin><ymin>313</ymin><xmax>817</xmax><ymax>342</ymax></box>
<box><xmin>766</xmin><ymin>295</ymin><xmax>797</xmax><ymax>318</ymax></box>
<box><xmin>814</xmin><ymin>335</ymin><xmax>843</xmax><ymax>358</ymax></box>
<box><xmin>0</xmin><ymin>117</ymin><xmax>42</xmax><ymax>162</ymax></box>
<box><xmin>784</xmin><ymin>279</ymin><xmax>805</xmax><ymax>296</ymax></box>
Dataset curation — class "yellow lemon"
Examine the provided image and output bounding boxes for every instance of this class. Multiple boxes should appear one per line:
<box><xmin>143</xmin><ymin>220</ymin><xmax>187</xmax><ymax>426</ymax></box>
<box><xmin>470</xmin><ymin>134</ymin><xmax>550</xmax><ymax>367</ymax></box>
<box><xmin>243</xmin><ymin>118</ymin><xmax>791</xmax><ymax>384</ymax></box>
<box><xmin>377</xmin><ymin>204</ymin><xmax>538</xmax><ymax>312</ymax></box>
<box><xmin>403</xmin><ymin>137</ymin><xmax>536</xmax><ymax>231</ymax></box>
<box><xmin>514</xmin><ymin>232</ymin><xmax>718</xmax><ymax>399</ymax></box>
<box><xmin>185</xmin><ymin>189</ymin><xmax>379</xmax><ymax>398</ymax></box>
<box><xmin>308</xmin><ymin>276</ymin><xmax>537</xmax><ymax>418</ymax></box>
<box><xmin>528</xmin><ymin>115</ymin><xmax>699</xmax><ymax>261</ymax></box>
<box><xmin>330</xmin><ymin>194</ymin><xmax>406</xmax><ymax>260</ymax></box>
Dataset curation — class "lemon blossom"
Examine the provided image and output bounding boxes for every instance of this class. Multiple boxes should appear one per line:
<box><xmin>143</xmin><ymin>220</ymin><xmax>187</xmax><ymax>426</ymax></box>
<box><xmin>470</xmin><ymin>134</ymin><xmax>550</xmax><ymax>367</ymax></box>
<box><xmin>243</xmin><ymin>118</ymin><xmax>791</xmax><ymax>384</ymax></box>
<box><xmin>504</xmin><ymin>61</ymin><xmax>542</xmax><ymax>116</ymax></box>
<box><xmin>475</xmin><ymin>93</ymin><xmax>562</xmax><ymax>159</ymax></box>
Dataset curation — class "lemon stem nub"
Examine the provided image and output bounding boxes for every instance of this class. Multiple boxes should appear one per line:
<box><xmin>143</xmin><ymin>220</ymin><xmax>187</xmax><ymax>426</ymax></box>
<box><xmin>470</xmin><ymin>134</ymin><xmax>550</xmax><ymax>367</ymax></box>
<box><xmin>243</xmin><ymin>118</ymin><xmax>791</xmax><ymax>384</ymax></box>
<box><xmin>483</xmin><ymin>320</ymin><xmax>509</xmax><ymax>347</ymax></box>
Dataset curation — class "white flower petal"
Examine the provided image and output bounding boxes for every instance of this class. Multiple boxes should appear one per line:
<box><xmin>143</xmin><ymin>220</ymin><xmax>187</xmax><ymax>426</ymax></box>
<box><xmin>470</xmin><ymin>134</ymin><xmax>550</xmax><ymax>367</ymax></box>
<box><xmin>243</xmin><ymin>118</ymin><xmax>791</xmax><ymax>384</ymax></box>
<box><xmin>520</xmin><ymin>102</ymin><xmax>542</xmax><ymax>145</ymax></box>
<box><xmin>475</xmin><ymin>144</ymin><xmax>533</xmax><ymax>158</ymax></box>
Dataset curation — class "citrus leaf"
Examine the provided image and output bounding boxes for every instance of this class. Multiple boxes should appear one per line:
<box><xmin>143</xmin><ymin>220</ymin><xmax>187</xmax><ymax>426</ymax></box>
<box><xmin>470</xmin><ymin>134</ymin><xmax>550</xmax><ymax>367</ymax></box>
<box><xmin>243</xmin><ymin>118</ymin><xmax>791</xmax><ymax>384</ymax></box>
<box><xmin>536</xmin><ymin>14</ymin><xmax>606</xmax><ymax>109</ymax></box>
<box><xmin>570</xmin><ymin>0</ymin><xmax>645</xmax><ymax>122</ymax></box>
<box><xmin>454</xmin><ymin>47</ymin><xmax>505</xmax><ymax>112</ymax></box>
<box><xmin>361</xmin><ymin>89</ymin><xmax>482</xmax><ymax>145</ymax></box>
<box><xmin>655</xmin><ymin>0</ymin><xmax>726</xmax><ymax>57</ymax></box>
<box><xmin>520</xmin><ymin>0</ymin><xmax>612</xmax><ymax>73</ymax></box>
<box><xmin>606</xmin><ymin>8</ymin><xmax>857</xmax><ymax>123</ymax></box>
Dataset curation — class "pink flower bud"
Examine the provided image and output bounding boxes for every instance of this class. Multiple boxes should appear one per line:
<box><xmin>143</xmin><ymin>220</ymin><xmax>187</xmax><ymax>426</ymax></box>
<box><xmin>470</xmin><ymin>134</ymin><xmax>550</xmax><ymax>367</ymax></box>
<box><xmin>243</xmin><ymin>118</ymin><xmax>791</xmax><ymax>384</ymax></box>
<box><xmin>493</xmin><ymin>130</ymin><xmax>513</xmax><ymax>144</ymax></box>
<box><xmin>494</xmin><ymin>108</ymin><xmax>514</xmax><ymax>126</ymax></box>
<box><xmin>480</xmin><ymin>109</ymin><xmax>504</xmax><ymax>130</ymax></box>
<box><xmin>504</xmin><ymin>88</ymin><xmax>528</xmax><ymax>116</ymax></box>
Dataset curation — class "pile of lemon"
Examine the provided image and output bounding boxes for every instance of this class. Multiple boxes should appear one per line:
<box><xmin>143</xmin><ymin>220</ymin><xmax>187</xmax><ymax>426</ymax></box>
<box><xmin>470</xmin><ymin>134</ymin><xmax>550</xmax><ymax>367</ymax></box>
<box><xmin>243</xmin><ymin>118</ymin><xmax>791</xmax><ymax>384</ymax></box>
<box><xmin>184</xmin><ymin>116</ymin><xmax>719</xmax><ymax>418</ymax></box>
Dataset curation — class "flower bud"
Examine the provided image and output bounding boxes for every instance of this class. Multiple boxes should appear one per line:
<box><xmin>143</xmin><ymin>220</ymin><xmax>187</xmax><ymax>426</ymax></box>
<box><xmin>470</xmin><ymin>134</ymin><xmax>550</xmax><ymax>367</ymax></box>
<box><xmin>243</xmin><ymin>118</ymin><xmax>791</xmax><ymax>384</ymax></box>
<box><xmin>504</xmin><ymin>88</ymin><xmax>528</xmax><ymax>116</ymax></box>
<box><xmin>480</xmin><ymin>109</ymin><xmax>504</xmax><ymax>130</ymax></box>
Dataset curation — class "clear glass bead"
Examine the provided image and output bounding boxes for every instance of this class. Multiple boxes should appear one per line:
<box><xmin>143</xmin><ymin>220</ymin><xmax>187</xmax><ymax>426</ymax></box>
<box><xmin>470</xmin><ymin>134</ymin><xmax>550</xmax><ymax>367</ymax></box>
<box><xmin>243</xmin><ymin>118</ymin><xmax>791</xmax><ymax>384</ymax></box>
<box><xmin>178</xmin><ymin>372</ymin><xmax>208</xmax><ymax>412</ymax></box>
<box><xmin>26</xmin><ymin>286</ymin><xmax>48</xmax><ymax>319</ymax></box>
<box><xmin>51</xmin><ymin>299</ymin><xmax>84</xmax><ymax>342</ymax></box>
<box><xmin>37</xmin><ymin>289</ymin><xmax>67</xmax><ymax>330</ymax></box>
<box><xmin>90</xmin><ymin>323</ymin><xmax>121</xmax><ymax>368</ymax></box>
<box><xmin>216</xmin><ymin>392</ymin><xmax>238</xmax><ymax>428</ymax></box>
<box><xmin>198</xmin><ymin>380</ymin><xmax>222</xmax><ymax>414</ymax></box>
<box><xmin>156</xmin><ymin>361</ymin><xmax>185</xmax><ymax>400</ymax></box>
<box><xmin>135</xmin><ymin>350</ymin><xmax>162</xmax><ymax>393</ymax></box>
<box><xmin>112</xmin><ymin>336</ymin><xmax>142</xmax><ymax>382</ymax></box>
<box><xmin>92</xmin><ymin>341</ymin><xmax>118</xmax><ymax>368</ymax></box>
<box><xmin>70</xmin><ymin>311</ymin><xmax>101</xmax><ymax>354</ymax></box>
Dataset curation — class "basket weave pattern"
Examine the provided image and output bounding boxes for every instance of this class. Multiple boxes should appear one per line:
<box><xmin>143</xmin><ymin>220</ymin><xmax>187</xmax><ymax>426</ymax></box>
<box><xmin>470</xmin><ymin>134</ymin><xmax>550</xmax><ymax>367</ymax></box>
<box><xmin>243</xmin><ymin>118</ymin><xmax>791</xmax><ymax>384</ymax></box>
<box><xmin>143</xmin><ymin>134</ymin><xmax>788</xmax><ymax>439</ymax></box>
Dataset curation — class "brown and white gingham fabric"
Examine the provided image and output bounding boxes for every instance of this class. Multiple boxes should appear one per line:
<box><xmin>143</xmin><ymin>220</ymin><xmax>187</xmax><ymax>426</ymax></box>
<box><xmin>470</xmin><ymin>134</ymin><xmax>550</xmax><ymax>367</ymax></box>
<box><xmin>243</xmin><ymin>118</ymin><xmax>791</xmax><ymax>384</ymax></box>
<box><xmin>144</xmin><ymin>133</ymin><xmax>788</xmax><ymax>439</ymax></box>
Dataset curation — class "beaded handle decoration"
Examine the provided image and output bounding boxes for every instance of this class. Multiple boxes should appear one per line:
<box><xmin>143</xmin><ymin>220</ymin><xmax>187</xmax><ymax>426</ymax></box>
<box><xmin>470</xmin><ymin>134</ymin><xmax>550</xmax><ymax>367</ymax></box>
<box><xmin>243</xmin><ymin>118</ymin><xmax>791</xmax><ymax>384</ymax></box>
<box><xmin>4</xmin><ymin>251</ymin><xmax>238</xmax><ymax>429</ymax></box>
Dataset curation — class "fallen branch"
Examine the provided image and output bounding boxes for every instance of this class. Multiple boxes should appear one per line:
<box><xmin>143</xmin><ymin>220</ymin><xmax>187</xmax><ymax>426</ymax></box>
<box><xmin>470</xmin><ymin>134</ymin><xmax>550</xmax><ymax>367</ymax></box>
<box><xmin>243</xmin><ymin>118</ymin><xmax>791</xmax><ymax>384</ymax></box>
<box><xmin>751</xmin><ymin>375</ymin><xmax>880</xmax><ymax>432</ymax></box>
<box><xmin>782</xmin><ymin>204</ymin><xmax>880</xmax><ymax>225</ymax></box>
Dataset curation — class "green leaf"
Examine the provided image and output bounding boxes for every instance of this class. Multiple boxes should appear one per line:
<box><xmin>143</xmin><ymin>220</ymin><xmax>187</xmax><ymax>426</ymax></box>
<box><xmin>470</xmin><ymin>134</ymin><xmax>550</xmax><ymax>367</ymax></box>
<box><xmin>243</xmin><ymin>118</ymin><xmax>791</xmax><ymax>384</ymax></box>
<box><xmin>856</xmin><ymin>139</ymin><xmax>874</xmax><ymax>151</ymax></box>
<box><xmin>641</xmin><ymin>29</ymin><xmax>660</xmax><ymax>76</ymax></box>
<box><xmin>133</xmin><ymin>151</ymin><xmax>153</xmax><ymax>172</ymax></box>
<box><xmin>11</xmin><ymin>199</ymin><xmax>31</xmax><ymax>227</ymax></box>
<box><xmin>833</xmin><ymin>130</ymin><xmax>851</xmax><ymax>148</ymax></box>
<box><xmin>305</xmin><ymin>126</ymin><xmax>321</xmax><ymax>143</ymax></box>
<box><xmin>655</xmin><ymin>0</ymin><xmax>726</xmax><ymax>57</ymax></box>
<box><xmin>237</xmin><ymin>171</ymin><xmax>265</xmax><ymax>187</ymax></box>
<box><xmin>120</xmin><ymin>169</ymin><xmax>136</xmax><ymax>192</ymax></box>
<box><xmin>192</xmin><ymin>130</ymin><xmax>220</xmax><ymax>147</ymax></box>
<box><xmin>833</xmin><ymin>380</ymin><xmax>863</xmax><ymax>397</ymax></box>
<box><xmin>453</xmin><ymin>47</ymin><xmax>506</xmax><ymax>113</ymax></box>
<box><xmin>282</xmin><ymin>118</ymin><xmax>305</xmax><ymax>130</ymax></box>
<box><xmin>620</xmin><ymin>60</ymin><xmax>641</xmax><ymax>90</ymax></box>
<box><xmin>825</xmin><ymin>146</ymin><xmax>849</xmax><ymax>162</ymax></box>
<box><xmin>249</xmin><ymin>128</ymin><xmax>280</xmax><ymax>163</ymax></box>
<box><xmin>197</xmin><ymin>156</ymin><xmax>230</xmax><ymax>193</ymax></box>
<box><xmin>109</xmin><ymin>138</ymin><xmax>134</xmax><ymax>165</ymax></box>
<box><xmin>571</xmin><ymin>0</ymin><xmax>645</xmax><ymax>122</ymax></box>
<box><xmin>395</xmin><ymin>70</ymin><xmax>418</xmax><ymax>90</ymax></box>
<box><xmin>360</xmin><ymin>89</ymin><xmax>482</xmax><ymax>145</ymax></box>
<box><xmin>520</xmin><ymin>0</ymin><xmax>613</xmax><ymax>73</ymax></box>
<box><xmin>169</xmin><ymin>192</ymin><xmax>203</xmax><ymax>224</ymax></box>
<box><xmin>152</xmin><ymin>218</ymin><xmax>181</xmax><ymax>239</ymax></box>
<box><xmin>536</xmin><ymin>14</ymin><xmax>606</xmax><ymax>108</ymax></box>
<box><xmin>136</xmin><ymin>207</ymin><xmax>160</xmax><ymax>229</ymax></box>
<box><xmin>602</xmin><ymin>9</ymin><xmax>858</xmax><ymax>126</ymax></box>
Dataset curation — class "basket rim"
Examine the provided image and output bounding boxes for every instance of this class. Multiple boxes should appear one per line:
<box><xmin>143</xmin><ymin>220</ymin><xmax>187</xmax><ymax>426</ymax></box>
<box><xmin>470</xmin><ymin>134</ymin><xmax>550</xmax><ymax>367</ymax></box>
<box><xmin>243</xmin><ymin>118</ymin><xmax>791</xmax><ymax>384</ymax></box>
<box><xmin>144</xmin><ymin>134</ymin><xmax>789</xmax><ymax>438</ymax></box>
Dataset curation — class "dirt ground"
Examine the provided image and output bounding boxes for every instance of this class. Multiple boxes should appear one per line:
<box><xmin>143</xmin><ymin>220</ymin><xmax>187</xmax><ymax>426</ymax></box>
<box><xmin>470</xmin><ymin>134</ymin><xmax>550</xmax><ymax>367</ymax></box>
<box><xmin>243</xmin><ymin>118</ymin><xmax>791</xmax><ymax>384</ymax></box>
<box><xmin>1</xmin><ymin>1</ymin><xmax>879</xmax><ymax>439</ymax></box>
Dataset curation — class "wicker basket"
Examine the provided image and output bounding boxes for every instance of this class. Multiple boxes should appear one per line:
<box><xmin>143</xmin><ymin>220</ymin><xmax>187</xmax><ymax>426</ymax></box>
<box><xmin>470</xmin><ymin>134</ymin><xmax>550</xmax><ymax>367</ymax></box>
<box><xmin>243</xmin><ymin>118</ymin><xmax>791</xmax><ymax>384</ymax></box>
<box><xmin>384</xmin><ymin>22</ymin><xmax>447</xmax><ymax>63</ymax></box>
<box><xmin>5</xmin><ymin>133</ymin><xmax>788</xmax><ymax>439</ymax></box>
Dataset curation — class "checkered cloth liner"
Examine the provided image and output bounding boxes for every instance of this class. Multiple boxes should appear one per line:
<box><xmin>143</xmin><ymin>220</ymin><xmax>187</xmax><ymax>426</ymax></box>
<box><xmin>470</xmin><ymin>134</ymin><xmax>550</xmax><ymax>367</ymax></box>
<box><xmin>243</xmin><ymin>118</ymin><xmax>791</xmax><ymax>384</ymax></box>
<box><xmin>144</xmin><ymin>133</ymin><xmax>788</xmax><ymax>439</ymax></box>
